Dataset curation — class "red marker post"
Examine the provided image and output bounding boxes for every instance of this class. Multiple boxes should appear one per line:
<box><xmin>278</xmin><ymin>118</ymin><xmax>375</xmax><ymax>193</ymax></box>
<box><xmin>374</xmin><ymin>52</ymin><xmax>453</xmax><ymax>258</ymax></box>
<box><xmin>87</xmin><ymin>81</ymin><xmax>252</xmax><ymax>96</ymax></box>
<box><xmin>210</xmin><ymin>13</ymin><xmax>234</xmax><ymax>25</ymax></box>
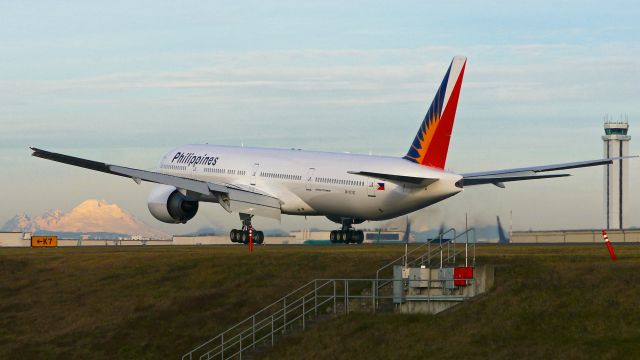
<box><xmin>601</xmin><ymin>229</ymin><xmax>617</xmax><ymax>262</ymax></box>
<box><xmin>249</xmin><ymin>225</ymin><xmax>253</xmax><ymax>253</ymax></box>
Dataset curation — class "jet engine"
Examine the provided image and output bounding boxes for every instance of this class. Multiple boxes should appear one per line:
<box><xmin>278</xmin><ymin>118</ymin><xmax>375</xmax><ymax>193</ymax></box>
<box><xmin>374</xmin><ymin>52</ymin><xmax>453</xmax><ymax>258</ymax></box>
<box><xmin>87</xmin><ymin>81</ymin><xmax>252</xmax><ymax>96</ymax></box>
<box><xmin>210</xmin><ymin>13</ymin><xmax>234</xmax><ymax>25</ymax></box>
<box><xmin>147</xmin><ymin>184</ymin><xmax>199</xmax><ymax>223</ymax></box>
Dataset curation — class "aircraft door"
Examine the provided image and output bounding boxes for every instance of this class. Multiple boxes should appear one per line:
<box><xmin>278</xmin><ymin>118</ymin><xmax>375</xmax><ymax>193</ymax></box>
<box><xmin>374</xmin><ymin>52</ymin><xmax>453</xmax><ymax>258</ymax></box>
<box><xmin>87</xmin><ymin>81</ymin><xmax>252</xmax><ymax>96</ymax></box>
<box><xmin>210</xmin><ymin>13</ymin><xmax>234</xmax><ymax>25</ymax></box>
<box><xmin>305</xmin><ymin>168</ymin><xmax>315</xmax><ymax>191</ymax></box>
<box><xmin>367</xmin><ymin>180</ymin><xmax>377</xmax><ymax>197</ymax></box>
<box><xmin>250</xmin><ymin>163</ymin><xmax>259</xmax><ymax>185</ymax></box>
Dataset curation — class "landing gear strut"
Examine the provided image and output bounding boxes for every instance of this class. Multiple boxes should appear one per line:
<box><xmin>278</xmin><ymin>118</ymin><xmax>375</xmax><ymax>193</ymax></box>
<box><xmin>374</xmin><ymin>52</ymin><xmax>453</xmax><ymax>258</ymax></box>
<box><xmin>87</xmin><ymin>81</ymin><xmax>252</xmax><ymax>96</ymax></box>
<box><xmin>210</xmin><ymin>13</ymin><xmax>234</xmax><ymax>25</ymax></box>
<box><xmin>329</xmin><ymin>218</ymin><xmax>364</xmax><ymax>244</ymax></box>
<box><xmin>230</xmin><ymin>214</ymin><xmax>264</xmax><ymax>245</ymax></box>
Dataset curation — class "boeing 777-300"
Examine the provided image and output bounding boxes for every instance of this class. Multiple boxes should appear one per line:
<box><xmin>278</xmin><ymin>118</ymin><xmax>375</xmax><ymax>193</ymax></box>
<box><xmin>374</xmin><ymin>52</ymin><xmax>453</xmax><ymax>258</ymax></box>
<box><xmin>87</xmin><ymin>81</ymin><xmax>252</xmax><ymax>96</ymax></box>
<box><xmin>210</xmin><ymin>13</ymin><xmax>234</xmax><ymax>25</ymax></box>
<box><xmin>31</xmin><ymin>56</ymin><xmax>632</xmax><ymax>244</ymax></box>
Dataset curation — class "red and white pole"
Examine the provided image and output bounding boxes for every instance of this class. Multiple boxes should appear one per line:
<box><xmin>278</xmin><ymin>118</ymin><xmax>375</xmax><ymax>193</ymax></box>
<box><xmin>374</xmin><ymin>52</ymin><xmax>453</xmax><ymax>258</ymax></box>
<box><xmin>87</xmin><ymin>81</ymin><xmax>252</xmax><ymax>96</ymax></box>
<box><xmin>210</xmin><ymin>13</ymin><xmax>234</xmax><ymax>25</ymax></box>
<box><xmin>601</xmin><ymin>229</ymin><xmax>617</xmax><ymax>262</ymax></box>
<box><xmin>249</xmin><ymin>225</ymin><xmax>253</xmax><ymax>253</ymax></box>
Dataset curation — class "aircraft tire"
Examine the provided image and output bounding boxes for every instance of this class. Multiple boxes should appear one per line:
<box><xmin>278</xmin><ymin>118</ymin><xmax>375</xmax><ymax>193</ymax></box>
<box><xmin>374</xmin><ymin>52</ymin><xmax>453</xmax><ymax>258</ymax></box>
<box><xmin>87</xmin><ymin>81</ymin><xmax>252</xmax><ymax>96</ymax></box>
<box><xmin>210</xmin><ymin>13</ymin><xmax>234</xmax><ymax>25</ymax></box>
<box><xmin>241</xmin><ymin>230</ymin><xmax>250</xmax><ymax>244</ymax></box>
<box><xmin>337</xmin><ymin>230</ymin><xmax>345</xmax><ymax>243</ymax></box>
<box><xmin>330</xmin><ymin>230</ymin><xmax>338</xmax><ymax>243</ymax></box>
<box><xmin>230</xmin><ymin>229</ymin><xmax>238</xmax><ymax>243</ymax></box>
<box><xmin>355</xmin><ymin>230</ymin><xmax>364</xmax><ymax>244</ymax></box>
<box><xmin>345</xmin><ymin>231</ymin><xmax>353</xmax><ymax>244</ymax></box>
<box><xmin>256</xmin><ymin>231</ymin><xmax>264</xmax><ymax>244</ymax></box>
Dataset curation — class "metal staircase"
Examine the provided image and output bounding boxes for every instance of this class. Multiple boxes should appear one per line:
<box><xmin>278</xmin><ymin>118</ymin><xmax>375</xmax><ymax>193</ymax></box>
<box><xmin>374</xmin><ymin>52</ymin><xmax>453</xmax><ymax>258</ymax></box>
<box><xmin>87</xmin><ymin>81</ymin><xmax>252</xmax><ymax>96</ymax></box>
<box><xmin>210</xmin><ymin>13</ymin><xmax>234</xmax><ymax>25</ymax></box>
<box><xmin>182</xmin><ymin>228</ymin><xmax>477</xmax><ymax>360</ymax></box>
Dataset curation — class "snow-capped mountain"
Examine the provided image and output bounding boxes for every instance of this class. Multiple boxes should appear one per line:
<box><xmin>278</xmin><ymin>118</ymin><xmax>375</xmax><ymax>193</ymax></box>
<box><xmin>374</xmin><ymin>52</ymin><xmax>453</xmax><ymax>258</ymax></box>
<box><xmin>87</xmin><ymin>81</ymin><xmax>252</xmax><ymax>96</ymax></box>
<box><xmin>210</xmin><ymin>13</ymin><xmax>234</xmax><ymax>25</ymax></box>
<box><xmin>2</xmin><ymin>213</ymin><xmax>33</xmax><ymax>232</ymax></box>
<box><xmin>1</xmin><ymin>199</ymin><xmax>169</xmax><ymax>239</ymax></box>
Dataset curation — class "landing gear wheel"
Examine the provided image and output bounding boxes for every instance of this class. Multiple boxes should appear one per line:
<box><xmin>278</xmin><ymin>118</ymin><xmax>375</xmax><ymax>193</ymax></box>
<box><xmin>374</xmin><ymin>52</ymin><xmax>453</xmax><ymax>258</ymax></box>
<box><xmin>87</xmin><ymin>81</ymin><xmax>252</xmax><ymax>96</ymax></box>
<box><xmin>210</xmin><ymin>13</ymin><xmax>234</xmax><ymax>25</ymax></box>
<box><xmin>330</xmin><ymin>230</ymin><xmax>338</xmax><ymax>243</ymax></box>
<box><xmin>241</xmin><ymin>230</ymin><xmax>250</xmax><ymax>244</ymax></box>
<box><xmin>232</xmin><ymin>214</ymin><xmax>264</xmax><ymax>246</ymax></box>
<box><xmin>345</xmin><ymin>230</ymin><xmax>353</xmax><ymax>244</ymax></box>
<box><xmin>331</xmin><ymin>218</ymin><xmax>365</xmax><ymax>245</ymax></box>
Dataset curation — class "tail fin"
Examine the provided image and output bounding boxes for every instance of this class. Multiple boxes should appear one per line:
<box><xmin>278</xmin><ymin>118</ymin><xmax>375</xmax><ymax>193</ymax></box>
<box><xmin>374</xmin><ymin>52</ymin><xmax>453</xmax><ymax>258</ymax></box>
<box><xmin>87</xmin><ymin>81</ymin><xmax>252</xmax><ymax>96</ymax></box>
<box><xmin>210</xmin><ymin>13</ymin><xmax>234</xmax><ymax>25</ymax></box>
<box><xmin>403</xmin><ymin>56</ymin><xmax>467</xmax><ymax>169</ymax></box>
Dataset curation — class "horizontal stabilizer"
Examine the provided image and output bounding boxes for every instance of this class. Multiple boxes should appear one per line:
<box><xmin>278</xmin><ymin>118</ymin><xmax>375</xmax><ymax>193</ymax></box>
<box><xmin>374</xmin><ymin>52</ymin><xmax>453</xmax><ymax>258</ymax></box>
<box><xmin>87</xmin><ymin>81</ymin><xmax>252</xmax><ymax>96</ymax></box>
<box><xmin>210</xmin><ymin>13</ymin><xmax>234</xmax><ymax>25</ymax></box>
<box><xmin>348</xmin><ymin>170</ymin><xmax>438</xmax><ymax>186</ymax></box>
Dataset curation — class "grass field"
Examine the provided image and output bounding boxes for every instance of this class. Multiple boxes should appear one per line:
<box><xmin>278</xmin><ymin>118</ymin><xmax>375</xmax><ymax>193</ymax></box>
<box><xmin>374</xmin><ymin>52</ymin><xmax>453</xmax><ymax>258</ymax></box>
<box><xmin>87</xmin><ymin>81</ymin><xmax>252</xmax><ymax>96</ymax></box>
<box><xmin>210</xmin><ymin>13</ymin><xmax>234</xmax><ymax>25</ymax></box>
<box><xmin>2</xmin><ymin>244</ymin><xmax>640</xmax><ymax>359</ymax></box>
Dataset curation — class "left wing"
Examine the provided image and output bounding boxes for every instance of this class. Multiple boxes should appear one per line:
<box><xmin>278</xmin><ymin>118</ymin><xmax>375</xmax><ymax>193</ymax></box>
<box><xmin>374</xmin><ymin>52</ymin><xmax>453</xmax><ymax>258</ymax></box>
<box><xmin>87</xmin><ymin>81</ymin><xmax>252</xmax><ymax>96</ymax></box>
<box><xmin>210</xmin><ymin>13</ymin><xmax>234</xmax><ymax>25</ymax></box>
<box><xmin>461</xmin><ymin>157</ymin><xmax>635</xmax><ymax>188</ymax></box>
<box><xmin>30</xmin><ymin>147</ymin><xmax>281</xmax><ymax>219</ymax></box>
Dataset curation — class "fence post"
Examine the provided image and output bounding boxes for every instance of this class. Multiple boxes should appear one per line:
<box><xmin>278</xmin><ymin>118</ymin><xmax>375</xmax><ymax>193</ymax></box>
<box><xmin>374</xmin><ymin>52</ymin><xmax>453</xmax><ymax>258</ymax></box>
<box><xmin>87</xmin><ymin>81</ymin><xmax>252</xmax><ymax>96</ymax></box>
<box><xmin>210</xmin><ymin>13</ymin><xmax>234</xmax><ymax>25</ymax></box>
<box><xmin>465</xmin><ymin>229</ymin><xmax>469</xmax><ymax>267</ymax></box>
<box><xmin>314</xmin><ymin>280</ymin><xmax>318</xmax><ymax>317</ymax></box>
<box><xmin>371</xmin><ymin>280</ymin><xmax>375</xmax><ymax>313</ymax></box>
<box><xmin>283</xmin><ymin>297</ymin><xmax>287</xmax><ymax>333</ymax></box>
<box><xmin>333</xmin><ymin>280</ymin><xmax>337</xmax><ymax>314</ymax></box>
<box><xmin>374</xmin><ymin>277</ymin><xmax>378</xmax><ymax>311</ymax></box>
<box><xmin>345</xmin><ymin>280</ymin><xmax>349</xmax><ymax>314</ymax></box>
<box><xmin>453</xmin><ymin>237</ymin><xmax>456</xmax><ymax>264</ymax></box>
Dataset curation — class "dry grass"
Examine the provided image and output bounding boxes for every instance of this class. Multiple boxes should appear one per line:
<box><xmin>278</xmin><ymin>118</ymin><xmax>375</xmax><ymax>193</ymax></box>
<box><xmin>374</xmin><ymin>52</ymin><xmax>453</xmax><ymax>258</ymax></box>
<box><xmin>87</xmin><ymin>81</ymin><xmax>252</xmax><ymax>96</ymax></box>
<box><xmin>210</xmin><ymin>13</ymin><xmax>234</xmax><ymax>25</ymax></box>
<box><xmin>1</xmin><ymin>244</ymin><xmax>639</xmax><ymax>359</ymax></box>
<box><xmin>263</xmin><ymin>245</ymin><xmax>640</xmax><ymax>360</ymax></box>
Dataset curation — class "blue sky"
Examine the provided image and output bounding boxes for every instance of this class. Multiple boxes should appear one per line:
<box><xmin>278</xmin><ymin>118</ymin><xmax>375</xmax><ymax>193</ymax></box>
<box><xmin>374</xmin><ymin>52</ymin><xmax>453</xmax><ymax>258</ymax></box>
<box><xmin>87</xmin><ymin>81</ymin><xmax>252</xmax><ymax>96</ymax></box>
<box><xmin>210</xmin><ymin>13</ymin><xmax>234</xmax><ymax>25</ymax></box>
<box><xmin>1</xmin><ymin>1</ymin><xmax>639</xmax><ymax>233</ymax></box>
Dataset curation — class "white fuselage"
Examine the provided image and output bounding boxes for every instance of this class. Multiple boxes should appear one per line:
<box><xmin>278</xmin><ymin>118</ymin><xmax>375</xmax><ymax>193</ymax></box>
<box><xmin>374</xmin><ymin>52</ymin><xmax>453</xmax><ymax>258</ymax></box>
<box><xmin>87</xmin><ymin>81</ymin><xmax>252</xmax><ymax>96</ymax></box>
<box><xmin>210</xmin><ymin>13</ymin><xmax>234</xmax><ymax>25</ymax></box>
<box><xmin>156</xmin><ymin>144</ymin><xmax>463</xmax><ymax>221</ymax></box>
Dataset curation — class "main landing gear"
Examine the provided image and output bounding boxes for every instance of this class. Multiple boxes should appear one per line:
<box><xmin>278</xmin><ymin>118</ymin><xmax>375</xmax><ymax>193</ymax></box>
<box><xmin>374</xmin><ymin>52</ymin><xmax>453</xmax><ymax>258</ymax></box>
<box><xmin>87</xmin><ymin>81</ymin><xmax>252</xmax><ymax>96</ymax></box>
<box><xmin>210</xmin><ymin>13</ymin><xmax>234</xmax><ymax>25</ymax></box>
<box><xmin>329</xmin><ymin>219</ymin><xmax>364</xmax><ymax>244</ymax></box>
<box><xmin>230</xmin><ymin>214</ymin><xmax>264</xmax><ymax>245</ymax></box>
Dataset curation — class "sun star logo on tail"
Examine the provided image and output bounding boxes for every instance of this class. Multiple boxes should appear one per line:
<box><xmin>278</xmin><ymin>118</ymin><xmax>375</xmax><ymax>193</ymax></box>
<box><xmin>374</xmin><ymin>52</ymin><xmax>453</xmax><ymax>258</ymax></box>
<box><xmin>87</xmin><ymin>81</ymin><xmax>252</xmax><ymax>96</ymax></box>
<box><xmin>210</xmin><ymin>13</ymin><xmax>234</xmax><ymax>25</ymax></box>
<box><xmin>171</xmin><ymin>152</ymin><xmax>219</xmax><ymax>167</ymax></box>
<box><xmin>402</xmin><ymin>56</ymin><xmax>466</xmax><ymax>169</ymax></box>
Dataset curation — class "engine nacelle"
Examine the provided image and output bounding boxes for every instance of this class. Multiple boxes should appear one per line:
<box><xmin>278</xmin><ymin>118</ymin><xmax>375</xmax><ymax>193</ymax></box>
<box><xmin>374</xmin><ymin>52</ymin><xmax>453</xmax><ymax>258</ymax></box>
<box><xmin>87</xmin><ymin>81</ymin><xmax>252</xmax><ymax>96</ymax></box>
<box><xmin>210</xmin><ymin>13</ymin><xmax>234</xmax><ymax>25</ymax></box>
<box><xmin>147</xmin><ymin>185</ymin><xmax>199</xmax><ymax>224</ymax></box>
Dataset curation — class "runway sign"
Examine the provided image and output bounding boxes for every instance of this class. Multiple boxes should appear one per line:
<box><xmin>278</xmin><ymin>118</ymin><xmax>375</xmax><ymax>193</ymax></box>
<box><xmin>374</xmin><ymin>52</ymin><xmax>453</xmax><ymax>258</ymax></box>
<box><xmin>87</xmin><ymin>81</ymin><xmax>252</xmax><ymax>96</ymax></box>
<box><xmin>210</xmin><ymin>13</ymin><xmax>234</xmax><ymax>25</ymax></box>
<box><xmin>31</xmin><ymin>236</ymin><xmax>58</xmax><ymax>247</ymax></box>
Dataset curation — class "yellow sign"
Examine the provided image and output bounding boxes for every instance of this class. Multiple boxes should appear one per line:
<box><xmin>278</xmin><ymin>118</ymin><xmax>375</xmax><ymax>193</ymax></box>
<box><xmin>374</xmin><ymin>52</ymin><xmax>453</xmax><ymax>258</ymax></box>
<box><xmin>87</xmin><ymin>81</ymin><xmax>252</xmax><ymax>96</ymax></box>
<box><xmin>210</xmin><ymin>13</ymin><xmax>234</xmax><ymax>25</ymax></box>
<box><xmin>31</xmin><ymin>236</ymin><xmax>58</xmax><ymax>247</ymax></box>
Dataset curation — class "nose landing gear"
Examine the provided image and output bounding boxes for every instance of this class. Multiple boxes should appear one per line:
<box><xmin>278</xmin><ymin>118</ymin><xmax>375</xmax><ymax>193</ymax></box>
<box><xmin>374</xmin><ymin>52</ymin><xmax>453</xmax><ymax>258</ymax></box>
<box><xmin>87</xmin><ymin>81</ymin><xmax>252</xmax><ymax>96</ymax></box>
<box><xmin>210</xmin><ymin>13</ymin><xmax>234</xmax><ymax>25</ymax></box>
<box><xmin>230</xmin><ymin>214</ymin><xmax>264</xmax><ymax>245</ymax></box>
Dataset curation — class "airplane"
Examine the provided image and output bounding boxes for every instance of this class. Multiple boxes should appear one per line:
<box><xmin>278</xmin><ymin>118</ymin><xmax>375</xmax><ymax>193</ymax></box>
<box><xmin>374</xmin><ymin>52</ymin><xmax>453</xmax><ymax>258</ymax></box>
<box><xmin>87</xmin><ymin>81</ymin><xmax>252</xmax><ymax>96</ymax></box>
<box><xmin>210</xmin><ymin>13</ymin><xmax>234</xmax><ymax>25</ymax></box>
<box><xmin>30</xmin><ymin>56</ymin><xmax>632</xmax><ymax>245</ymax></box>
<box><xmin>496</xmin><ymin>216</ymin><xmax>510</xmax><ymax>244</ymax></box>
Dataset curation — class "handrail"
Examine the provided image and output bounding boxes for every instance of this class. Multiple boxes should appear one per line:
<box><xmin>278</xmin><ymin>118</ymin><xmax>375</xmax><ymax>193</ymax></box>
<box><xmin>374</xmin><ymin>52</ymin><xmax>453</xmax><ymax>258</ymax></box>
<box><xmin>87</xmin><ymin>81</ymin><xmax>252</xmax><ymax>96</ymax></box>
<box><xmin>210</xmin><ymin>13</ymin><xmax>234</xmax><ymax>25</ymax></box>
<box><xmin>184</xmin><ymin>226</ymin><xmax>479</xmax><ymax>360</ymax></box>
<box><xmin>440</xmin><ymin>228</ymin><xmax>476</xmax><ymax>266</ymax></box>
<box><xmin>375</xmin><ymin>228</ymin><xmax>456</xmax><ymax>294</ymax></box>
<box><xmin>185</xmin><ymin>277</ymin><xmax>478</xmax><ymax>360</ymax></box>
<box><xmin>375</xmin><ymin>228</ymin><xmax>456</xmax><ymax>281</ymax></box>
<box><xmin>184</xmin><ymin>277</ymin><xmax>335</xmax><ymax>359</ymax></box>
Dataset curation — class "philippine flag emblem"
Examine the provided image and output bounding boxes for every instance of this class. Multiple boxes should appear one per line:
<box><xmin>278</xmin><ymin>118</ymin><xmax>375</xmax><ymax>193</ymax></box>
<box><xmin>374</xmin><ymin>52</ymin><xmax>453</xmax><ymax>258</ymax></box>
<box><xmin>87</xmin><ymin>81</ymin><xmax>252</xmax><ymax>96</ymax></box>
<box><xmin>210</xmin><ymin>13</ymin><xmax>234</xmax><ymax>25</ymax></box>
<box><xmin>377</xmin><ymin>182</ymin><xmax>385</xmax><ymax>191</ymax></box>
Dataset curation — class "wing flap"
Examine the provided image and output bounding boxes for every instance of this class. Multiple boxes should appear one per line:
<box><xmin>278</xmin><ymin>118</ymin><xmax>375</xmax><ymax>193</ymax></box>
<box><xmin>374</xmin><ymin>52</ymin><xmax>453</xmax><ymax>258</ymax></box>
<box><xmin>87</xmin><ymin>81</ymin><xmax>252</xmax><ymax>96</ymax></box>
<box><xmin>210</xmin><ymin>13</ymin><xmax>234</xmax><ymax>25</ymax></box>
<box><xmin>224</xmin><ymin>184</ymin><xmax>282</xmax><ymax>220</ymax></box>
<box><xmin>227</xmin><ymin>191</ymin><xmax>281</xmax><ymax>219</ymax></box>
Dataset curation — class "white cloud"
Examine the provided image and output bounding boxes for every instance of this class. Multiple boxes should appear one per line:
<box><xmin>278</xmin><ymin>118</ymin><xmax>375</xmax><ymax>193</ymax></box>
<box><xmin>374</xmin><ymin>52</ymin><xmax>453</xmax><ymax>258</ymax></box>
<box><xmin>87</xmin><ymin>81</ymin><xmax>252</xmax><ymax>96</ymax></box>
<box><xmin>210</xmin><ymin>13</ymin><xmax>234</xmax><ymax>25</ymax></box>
<box><xmin>3</xmin><ymin>43</ymin><xmax>639</xmax><ymax>231</ymax></box>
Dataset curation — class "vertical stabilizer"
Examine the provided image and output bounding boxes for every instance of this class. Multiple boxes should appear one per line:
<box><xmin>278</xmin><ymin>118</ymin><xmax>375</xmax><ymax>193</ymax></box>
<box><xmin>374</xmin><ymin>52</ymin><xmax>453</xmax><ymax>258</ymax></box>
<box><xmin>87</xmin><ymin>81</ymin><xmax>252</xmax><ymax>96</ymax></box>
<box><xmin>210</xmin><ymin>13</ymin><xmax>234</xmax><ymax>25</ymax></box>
<box><xmin>496</xmin><ymin>216</ymin><xmax>509</xmax><ymax>244</ymax></box>
<box><xmin>403</xmin><ymin>56</ymin><xmax>466</xmax><ymax>169</ymax></box>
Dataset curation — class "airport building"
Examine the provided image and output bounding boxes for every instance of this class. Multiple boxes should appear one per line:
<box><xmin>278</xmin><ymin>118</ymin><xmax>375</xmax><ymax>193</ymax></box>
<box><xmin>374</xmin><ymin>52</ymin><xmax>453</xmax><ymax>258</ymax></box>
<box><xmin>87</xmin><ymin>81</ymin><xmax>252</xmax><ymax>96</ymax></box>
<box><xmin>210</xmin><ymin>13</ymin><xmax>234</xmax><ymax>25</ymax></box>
<box><xmin>0</xmin><ymin>232</ymin><xmax>27</xmax><ymax>247</ymax></box>
<box><xmin>0</xmin><ymin>230</ymin><xmax>408</xmax><ymax>247</ymax></box>
<box><xmin>603</xmin><ymin>121</ymin><xmax>631</xmax><ymax>229</ymax></box>
<box><xmin>511</xmin><ymin>229</ymin><xmax>640</xmax><ymax>243</ymax></box>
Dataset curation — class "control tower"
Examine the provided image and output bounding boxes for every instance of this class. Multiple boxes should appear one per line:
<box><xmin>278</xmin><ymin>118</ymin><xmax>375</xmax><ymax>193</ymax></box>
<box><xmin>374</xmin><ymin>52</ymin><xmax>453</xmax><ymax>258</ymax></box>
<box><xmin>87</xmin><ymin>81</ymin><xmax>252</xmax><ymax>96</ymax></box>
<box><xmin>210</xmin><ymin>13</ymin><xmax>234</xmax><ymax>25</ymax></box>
<box><xmin>603</xmin><ymin>121</ymin><xmax>630</xmax><ymax>229</ymax></box>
